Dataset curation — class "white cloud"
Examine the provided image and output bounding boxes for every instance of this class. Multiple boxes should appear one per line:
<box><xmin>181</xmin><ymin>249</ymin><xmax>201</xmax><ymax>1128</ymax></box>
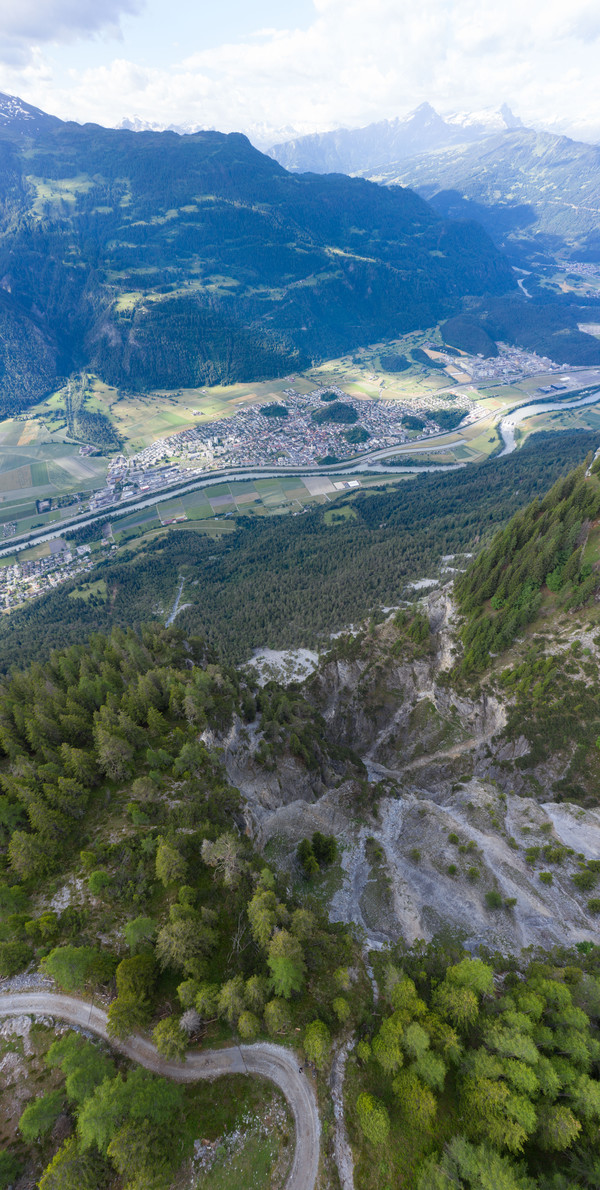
<box><xmin>1</xmin><ymin>0</ymin><xmax>599</xmax><ymax>141</ymax></box>
<box><xmin>0</xmin><ymin>0</ymin><xmax>143</xmax><ymax>65</ymax></box>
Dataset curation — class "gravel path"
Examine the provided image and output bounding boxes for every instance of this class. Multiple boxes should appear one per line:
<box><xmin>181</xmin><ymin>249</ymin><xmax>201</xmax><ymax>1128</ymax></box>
<box><xmin>330</xmin><ymin>1038</ymin><xmax>355</xmax><ymax>1190</ymax></box>
<box><xmin>0</xmin><ymin>992</ymin><xmax>320</xmax><ymax>1190</ymax></box>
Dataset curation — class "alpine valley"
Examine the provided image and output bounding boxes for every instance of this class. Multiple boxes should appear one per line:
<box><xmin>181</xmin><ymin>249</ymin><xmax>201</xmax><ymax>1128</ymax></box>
<box><xmin>2</xmin><ymin>82</ymin><xmax>600</xmax><ymax>1190</ymax></box>
<box><xmin>0</xmin><ymin>92</ymin><xmax>513</xmax><ymax>414</ymax></box>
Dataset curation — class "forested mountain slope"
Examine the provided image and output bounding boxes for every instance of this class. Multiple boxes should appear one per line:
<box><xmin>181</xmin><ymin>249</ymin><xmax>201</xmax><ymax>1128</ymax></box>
<box><xmin>0</xmin><ymin>429</ymin><xmax>597</xmax><ymax>670</ymax></box>
<box><xmin>369</xmin><ymin>128</ymin><xmax>600</xmax><ymax>261</ymax></box>
<box><xmin>456</xmin><ymin>449</ymin><xmax>600</xmax><ymax>670</ymax></box>
<box><xmin>3</xmin><ymin>440</ymin><xmax>600</xmax><ymax>1187</ymax></box>
<box><xmin>0</xmin><ymin>94</ymin><xmax>514</xmax><ymax>411</ymax></box>
<box><xmin>3</xmin><ymin>604</ymin><xmax>600</xmax><ymax>1189</ymax></box>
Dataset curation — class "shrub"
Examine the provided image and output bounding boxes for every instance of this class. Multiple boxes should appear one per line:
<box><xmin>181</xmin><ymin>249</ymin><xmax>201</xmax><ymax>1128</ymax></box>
<box><xmin>152</xmin><ymin>1017</ymin><xmax>187</xmax><ymax>1061</ymax></box>
<box><xmin>178</xmin><ymin>979</ymin><xmax>200</xmax><ymax>1009</ymax></box>
<box><xmin>0</xmin><ymin>941</ymin><xmax>31</xmax><ymax>978</ymax></box>
<box><xmin>46</xmin><ymin>1034</ymin><xmax>114</xmax><ymax>1106</ymax></box>
<box><xmin>123</xmin><ymin>917</ymin><xmax>156</xmax><ymax>954</ymax></box>
<box><xmin>448</xmin><ymin>833</ymin><xmax>459</xmax><ymax>845</ymax></box>
<box><xmin>115</xmin><ymin>953</ymin><xmax>156</xmax><ymax>1000</ymax></box>
<box><xmin>107</xmin><ymin>994</ymin><xmax>151</xmax><ymax>1039</ymax></box>
<box><xmin>304</xmin><ymin>1020</ymin><xmax>331</xmax><ymax>1070</ymax></box>
<box><xmin>0</xmin><ymin>1150</ymin><xmax>21</xmax><ymax>1189</ymax></box>
<box><xmin>467</xmin><ymin>867</ymin><xmax>480</xmax><ymax>882</ymax></box>
<box><xmin>42</xmin><ymin>946</ymin><xmax>114</xmax><ymax>992</ymax></box>
<box><xmin>311</xmin><ymin>832</ymin><xmax>337</xmax><ymax>866</ymax></box>
<box><xmin>333</xmin><ymin>996</ymin><xmax>351</xmax><ymax>1024</ymax></box>
<box><xmin>447</xmin><ymin>864</ymin><xmax>458</xmax><ymax>876</ymax></box>
<box><xmin>539</xmin><ymin>871</ymin><xmax>553</xmax><ymax>885</ymax></box>
<box><xmin>195</xmin><ymin>983</ymin><xmax>219</xmax><ymax>1018</ymax></box>
<box><xmin>264</xmin><ymin>998</ymin><xmax>291</xmax><ymax>1036</ymax></box>
<box><xmin>587</xmin><ymin>899</ymin><xmax>600</xmax><ymax>915</ymax></box>
<box><xmin>238</xmin><ymin>1010</ymin><xmax>260</xmax><ymax>1041</ymax></box>
<box><xmin>87</xmin><ymin>870</ymin><xmax>111</xmax><ymax>897</ymax></box>
<box><xmin>484</xmin><ymin>889</ymin><xmax>503</xmax><ymax>909</ymax></box>
<box><xmin>334</xmin><ymin>966</ymin><xmax>351</xmax><ymax>991</ymax></box>
<box><xmin>573</xmin><ymin>870</ymin><xmax>598</xmax><ymax>891</ymax></box>
<box><xmin>38</xmin><ymin>1137</ymin><xmax>103</xmax><ymax>1190</ymax></box>
<box><xmin>409</xmin><ymin>848</ymin><xmax>421</xmax><ymax>863</ymax></box>
<box><xmin>297</xmin><ymin>839</ymin><xmax>319</xmax><ymax>877</ymax></box>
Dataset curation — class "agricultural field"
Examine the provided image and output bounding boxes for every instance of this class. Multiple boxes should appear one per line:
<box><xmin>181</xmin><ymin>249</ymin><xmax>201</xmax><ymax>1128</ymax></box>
<box><xmin>0</xmin><ymin>415</ymin><xmax>108</xmax><ymax>537</ymax></box>
<box><xmin>22</xmin><ymin>328</ymin><xmax>491</xmax><ymax>460</ymax></box>
<box><xmin>80</xmin><ymin>474</ymin><xmax>392</xmax><ymax>557</ymax></box>
<box><xmin>79</xmin><ymin>374</ymin><xmax>319</xmax><ymax>455</ymax></box>
<box><xmin>2</xmin><ymin>336</ymin><xmax>597</xmax><ymax>573</ymax></box>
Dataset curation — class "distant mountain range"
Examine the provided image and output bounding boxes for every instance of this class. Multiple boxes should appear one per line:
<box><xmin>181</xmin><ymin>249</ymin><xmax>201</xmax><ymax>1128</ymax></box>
<box><xmin>0</xmin><ymin>91</ymin><xmax>515</xmax><ymax>412</ymax></box>
<box><xmin>268</xmin><ymin>104</ymin><xmax>600</xmax><ymax>264</ymax></box>
<box><xmin>268</xmin><ymin>102</ymin><xmax>524</xmax><ymax>175</ymax></box>
<box><xmin>363</xmin><ymin>129</ymin><xmax>600</xmax><ymax>263</ymax></box>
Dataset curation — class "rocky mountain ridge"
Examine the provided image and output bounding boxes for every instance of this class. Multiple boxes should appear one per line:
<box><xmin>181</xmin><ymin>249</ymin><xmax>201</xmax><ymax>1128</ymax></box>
<box><xmin>369</xmin><ymin>128</ymin><xmax>600</xmax><ymax>261</ymax></box>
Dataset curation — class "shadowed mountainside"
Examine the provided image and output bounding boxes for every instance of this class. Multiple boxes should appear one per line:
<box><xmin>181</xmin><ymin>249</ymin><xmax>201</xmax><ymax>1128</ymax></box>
<box><xmin>0</xmin><ymin>92</ymin><xmax>514</xmax><ymax>411</ymax></box>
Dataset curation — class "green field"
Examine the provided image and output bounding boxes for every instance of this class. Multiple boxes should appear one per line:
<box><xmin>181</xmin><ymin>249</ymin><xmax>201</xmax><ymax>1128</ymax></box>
<box><xmin>68</xmin><ymin>578</ymin><xmax>108</xmax><ymax>602</ymax></box>
<box><xmin>0</xmin><ymin>414</ymin><xmax>108</xmax><ymax>534</ymax></box>
<box><xmin>3</xmin><ymin>337</ymin><xmax>595</xmax><ymax>561</ymax></box>
<box><xmin>86</xmin><ymin>474</ymin><xmax>390</xmax><ymax>556</ymax></box>
<box><xmin>20</xmin><ymin>327</ymin><xmax>511</xmax><ymax>461</ymax></box>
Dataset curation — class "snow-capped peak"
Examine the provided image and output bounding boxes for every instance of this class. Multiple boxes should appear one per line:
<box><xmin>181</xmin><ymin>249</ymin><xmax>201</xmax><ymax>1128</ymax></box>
<box><xmin>0</xmin><ymin>93</ymin><xmax>36</xmax><ymax>125</ymax></box>
<box><xmin>0</xmin><ymin>91</ymin><xmax>61</xmax><ymax>135</ymax></box>
<box><xmin>445</xmin><ymin>104</ymin><xmax>523</xmax><ymax>135</ymax></box>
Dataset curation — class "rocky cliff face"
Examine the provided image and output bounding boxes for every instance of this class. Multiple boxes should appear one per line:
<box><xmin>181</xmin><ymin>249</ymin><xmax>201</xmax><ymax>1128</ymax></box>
<box><xmin>213</xmin><ymin>587</ymin><xmax>600</xmax><ymax>955</ymax></box>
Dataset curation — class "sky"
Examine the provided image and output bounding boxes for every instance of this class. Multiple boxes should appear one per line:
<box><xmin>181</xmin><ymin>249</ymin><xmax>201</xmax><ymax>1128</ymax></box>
<box><xmin>0</xmin><ymin>0</ymin><xmax>599</xmax><ymax>144</ymax></box>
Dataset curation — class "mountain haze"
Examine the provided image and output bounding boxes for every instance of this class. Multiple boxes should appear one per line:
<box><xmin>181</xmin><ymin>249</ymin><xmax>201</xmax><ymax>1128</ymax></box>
<box><xmin>370</xmin><ymin>128</ymin><xmax>600</xmax><ymax>260</ymax></box>
<box><xmin>268</xmin><ymin>102</ymin><xmax>523</xmax><ymax>175</ymax></box>
<box><xmin>270</xmin><ymin>105</ymin><xmax>600</xmax><ymax>264</ymax></box>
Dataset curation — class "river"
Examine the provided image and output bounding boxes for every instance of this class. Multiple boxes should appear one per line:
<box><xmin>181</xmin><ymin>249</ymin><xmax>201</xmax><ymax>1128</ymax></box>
<box><xmin>3</xmin><ymin>393</ymin><xmax>600</xmax><ymax>560</ymax></box>
<box><xmin>499</xmin><ymin>390</ymin><xmax>600</xmax><ymax>455</ymax></box>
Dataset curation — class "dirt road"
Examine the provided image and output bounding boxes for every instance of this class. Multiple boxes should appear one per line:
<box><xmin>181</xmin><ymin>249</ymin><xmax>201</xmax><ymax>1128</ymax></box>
<box><xmin>0</xmin><ymin>991</ymin><xmax>320</xmax><ymax>1190</ymax></box>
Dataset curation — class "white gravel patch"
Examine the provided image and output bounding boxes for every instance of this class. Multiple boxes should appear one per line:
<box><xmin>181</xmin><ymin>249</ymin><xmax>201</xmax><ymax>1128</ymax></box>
<box><xmin>542</xmin><ymin>803</ymin><xmax>600</xmax><ymax>859</ymax></box>
<box><xmin>249</xmin><ymin>648</ymin><xmax>320</xmax><ymax>686</ymax></box>
<box><xmin>405</xmin><ymin>578</ymin><xmax>439</xmax><ymax>590</ymax></box>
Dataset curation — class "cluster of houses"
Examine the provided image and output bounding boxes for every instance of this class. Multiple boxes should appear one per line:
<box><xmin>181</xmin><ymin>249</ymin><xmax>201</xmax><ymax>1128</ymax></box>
<box><xmin>93</xmin><ymin>386</ymin><xmax>477</xmax><ymax>500</ymax></box>
<box><xmin>0</xmin><ymin>543</ymin><xmax>94</xmax><ymax>610</ymax></box>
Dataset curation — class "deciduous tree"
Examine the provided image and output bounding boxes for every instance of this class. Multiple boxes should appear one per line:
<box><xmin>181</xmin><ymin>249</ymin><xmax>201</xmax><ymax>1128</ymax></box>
<box><xmin>356</xmin><ymin>1092</ymin><xmax>390</xmax><ymax>1146</ymax></box>
<box><xmin>267</xmin><ymin>929</ymin><xmax>305</xmax><ymax>998</ymax></box>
